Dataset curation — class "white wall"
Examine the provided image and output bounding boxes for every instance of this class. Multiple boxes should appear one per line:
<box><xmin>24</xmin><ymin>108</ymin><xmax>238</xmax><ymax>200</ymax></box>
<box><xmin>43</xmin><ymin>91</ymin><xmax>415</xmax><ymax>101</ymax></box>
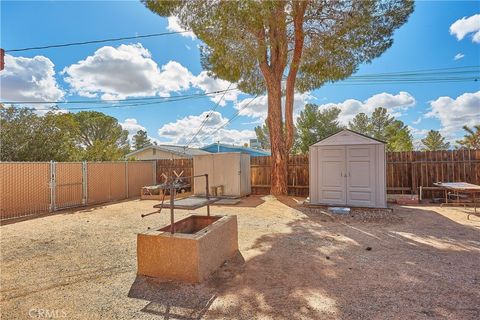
<box><xmin>309</xmin><ymin>142</ymin><xmax>386</xmax><ymax>208</ymax></box>
<box><xmin>193</xmin><ymin>153</ymin><xmax>251</xmax><ymax>197</ymax></box>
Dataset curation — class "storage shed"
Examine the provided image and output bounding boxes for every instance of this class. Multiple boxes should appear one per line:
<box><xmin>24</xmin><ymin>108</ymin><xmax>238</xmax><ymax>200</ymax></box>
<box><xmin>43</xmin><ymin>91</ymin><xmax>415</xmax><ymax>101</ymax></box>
<box><xmin>309</xmin><ymin>129</ymin><xmax>387</xmax><ymax>208</ymax></box>
<box><xmin>193</xmin><ymin>153</ymin><xmax>251</xmax><ymax>198</ymax></box>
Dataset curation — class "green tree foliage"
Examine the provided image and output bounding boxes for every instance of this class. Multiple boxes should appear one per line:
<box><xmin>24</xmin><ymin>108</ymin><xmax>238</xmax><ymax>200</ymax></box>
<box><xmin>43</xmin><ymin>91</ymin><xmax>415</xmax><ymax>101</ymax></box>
<box><xmin>143</xmin><ymin>0</ymin><xmax>414</xmax><ymax>195</ymax></box>
<box><xmin>348</xmin><ymin>113</ymin><xmax>370</xmax><ymax>134</ymax></box>
<box><xmin>72</xmin><ymin>111</ymin><xmax>130</xmax><ymax>161</ymax></box>
<box><xmin>348</xmin><ymin>107</ymin><xmax>413</xmax><ymax>151</ymax></box>
<box><xmin>295</xmin><ymin>104</ymin><xmax>343</xmax><ymax>154</ymax></box>
<box><xmin>254</xmin><ymin>121</ymin><xmax>270</xmax><ymax>150</ymax></box>
<box><xmin>456</xmin><ymin>125</ymin><xmax>480</xmax><ymax>149</ymax></box>
<box><xmin>421</xmin><ymin>130</ymin><xmax>450</xmax><ymax>150</ymax></box>
<box><xmin>0</xmin><ymin>106</ymin><xmax>130</xmax><ymax>161</ymax></box>
<box><xmin>0</xmin><ymin>106</ymin><xmax>79</xmax><ymax>161</ymax></box>
<box><xmin>133</xmin><ymin>130</ymin><xmax>152</xmax><ymax>150</ymax></box>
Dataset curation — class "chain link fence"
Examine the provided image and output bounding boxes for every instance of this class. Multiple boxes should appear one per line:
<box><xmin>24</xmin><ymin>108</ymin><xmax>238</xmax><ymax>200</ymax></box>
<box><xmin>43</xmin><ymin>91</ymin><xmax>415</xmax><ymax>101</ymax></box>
<box><xmin>0</xmin><ymin>161</ymin><xmax>156</xmax><ymax>221</ymax></box>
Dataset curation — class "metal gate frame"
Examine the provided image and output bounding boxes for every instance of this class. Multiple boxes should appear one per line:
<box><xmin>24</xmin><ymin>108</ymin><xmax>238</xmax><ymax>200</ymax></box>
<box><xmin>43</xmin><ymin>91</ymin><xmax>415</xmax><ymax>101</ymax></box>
<box><xmin>47</xmin><ymin>160</ymin><xmax>156</xmax><ymax>212</ymax></box>
<box><xmin>0</xmin><ymin>160</ymin><xmax>155</xmax><ymax>220</ymax></box>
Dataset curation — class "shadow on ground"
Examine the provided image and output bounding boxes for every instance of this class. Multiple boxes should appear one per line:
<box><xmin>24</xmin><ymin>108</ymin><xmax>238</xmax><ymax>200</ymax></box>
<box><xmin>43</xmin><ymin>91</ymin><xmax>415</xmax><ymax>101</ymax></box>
<box><xmin>127</xmin><ymin>201</ymin><xmax>480</xmax><ymax>319</ymax></box>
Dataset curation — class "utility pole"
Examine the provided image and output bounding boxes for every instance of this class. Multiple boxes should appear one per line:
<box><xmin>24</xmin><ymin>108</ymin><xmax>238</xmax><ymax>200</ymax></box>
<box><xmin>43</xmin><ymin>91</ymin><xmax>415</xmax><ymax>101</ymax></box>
<box><xmin>0</xmin><ymin>49</ymin><xmax>5</xmax><ymax>71</ymax></box>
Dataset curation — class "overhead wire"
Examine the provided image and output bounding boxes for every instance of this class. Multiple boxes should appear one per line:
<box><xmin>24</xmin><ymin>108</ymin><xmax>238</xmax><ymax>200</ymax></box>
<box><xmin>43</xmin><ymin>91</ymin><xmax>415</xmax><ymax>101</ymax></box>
<box><xmin>4</xmin><ymin>31</ymin><xmax>190</xmax><ymax>53</ymax></box>
<box><xmin>185</xmin><ymin>83</ymin><xmax>234</xmax><ymax>148</ymax></box>
<box><xmin>30</xmin><ymin>95</ymin><xmax>210</xmax><ymax>111</ymax></box>
<box><xmin>1</xmin><ymin>88</ymin><xmax>239</xmax><ymax>111</ymax></box>
<box><xmin>196</xmin><ymin>95</ymin><xmax>260</xmax><ymax>145</ymax></box>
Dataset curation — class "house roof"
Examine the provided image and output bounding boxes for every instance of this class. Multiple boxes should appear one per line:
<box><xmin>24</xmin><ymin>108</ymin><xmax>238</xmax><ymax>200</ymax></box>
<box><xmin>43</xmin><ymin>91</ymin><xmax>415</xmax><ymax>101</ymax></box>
<box><xmin>201</xmin><ymin>143</ymin><xmax>271</xmax><ymax>156</ymax></box>
<box><xmin>126</xmin><ymin>145</ymin><xmax>210</xmax><ymax>158</ymax></box>
<box><xmin>311</xmin><ymin>129</ymin><xmax>386</xmax><ymax>147</ymax></box>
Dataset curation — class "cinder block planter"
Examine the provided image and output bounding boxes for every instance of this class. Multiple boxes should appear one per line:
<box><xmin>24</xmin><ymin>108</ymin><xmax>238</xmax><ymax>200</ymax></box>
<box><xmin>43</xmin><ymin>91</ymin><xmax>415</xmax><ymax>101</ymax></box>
<box><xmin>137</xmin><ymin>215</ymin><xmax>238</xmax><ymax>283</ymax></box>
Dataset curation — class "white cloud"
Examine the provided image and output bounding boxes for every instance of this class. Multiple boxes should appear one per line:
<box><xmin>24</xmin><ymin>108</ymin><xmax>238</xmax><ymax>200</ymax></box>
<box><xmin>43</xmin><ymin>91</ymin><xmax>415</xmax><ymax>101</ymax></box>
<box><xmin>192</xmin><ymin>71</ymin><xmax>238</xmax><ymax>106</ymax></box>
<box><xmin>120</xmin><ymin>118</ymin><xmax>160</xmax><ymax>145</ymax></box>
<box><xmin>166</xmin><ymin>16</ymin><xmax>196</xmax><ymax>39</ymax></box>
<box><xmin>234</xmin><ymin>92</ymin><xmax>314</xmax><ymax>122</ymax></box>
<box><xmin>62</xmin><ymin>44</ymin><xmax>194</xmax><ymax>100</ymax></box>
<box><xmin>0</xmin><ymin>54</ymin><xmax>64</xmax><ymax>102</ymax></box>
<box><xmin>408</xmin><ymin>126</ymin><xmax>430</xmax><ymax>151</ymax></box>
<box><xmin>62</xmin><ymin>43</ymin><xmax>240</xmax><ymax>105</ymax></box>
<box><xmin>412</xmin><ymin>117</ymin><xmax>422</xmax><ymax>125</ymax></box>
<box><xmin>426</xmin><ymin>91</ymin><xmax>480</xmax><ymax>137</ymax></box>
<box><xmin>318</xmin><ymin>91</ymin><xmax>416</xmax><ymax>125</ymax></box>
<box><xmin>408</xmin><ymin>126</ymin><xmax>429</xmax><ymax>138</ymax></box>
<box><xmin>449</xmin><ymin>14</ymin><xmax>480</xmax><ymax>43</ymax></box>
<box><xmin>454</xmin><ymin>53</ymin><xmax>465</xmax><ymax>60</ymax></box>
<box><xmin>157</xmin><ymin>111</ymin><xmax>255</xmax><ymax>147</ymax></box>
<box><xmin>120</xmin><ymin>118</ymin><xmax>146</xmax><ymax>135</ymax></box>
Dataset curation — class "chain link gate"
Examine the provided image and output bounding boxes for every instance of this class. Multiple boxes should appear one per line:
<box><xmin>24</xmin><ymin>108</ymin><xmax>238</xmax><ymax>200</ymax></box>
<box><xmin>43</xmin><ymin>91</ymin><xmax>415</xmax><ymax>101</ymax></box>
<box><xmin>0</xmin><ymin>161</ymin><xmax>156</xmax><ymax>221</ymax></box>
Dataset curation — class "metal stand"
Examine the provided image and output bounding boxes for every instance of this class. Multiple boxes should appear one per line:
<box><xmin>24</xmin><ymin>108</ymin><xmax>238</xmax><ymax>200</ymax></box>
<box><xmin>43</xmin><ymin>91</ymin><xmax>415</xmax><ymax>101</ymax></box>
<box><xmin>142</xmin><ymin>174</ymin><xmax>215</xmax><ymax>234</ymax></box>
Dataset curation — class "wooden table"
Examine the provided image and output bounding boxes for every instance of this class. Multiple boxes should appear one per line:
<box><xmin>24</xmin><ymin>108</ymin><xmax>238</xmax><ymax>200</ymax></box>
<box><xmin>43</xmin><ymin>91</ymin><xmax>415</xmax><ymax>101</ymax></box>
<box><xmin>433</xmin><ymin>182</ymin><xmax>480</xmax><ymax>214</ymax></box>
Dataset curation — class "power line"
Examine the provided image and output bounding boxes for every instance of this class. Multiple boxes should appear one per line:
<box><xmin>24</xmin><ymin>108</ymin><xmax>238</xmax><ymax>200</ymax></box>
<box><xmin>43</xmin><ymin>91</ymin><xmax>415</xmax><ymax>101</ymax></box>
<box><xmin>327</xmin><ymin>79</ymin><xmax>478</xmax><ymax>86</ymax></box>
<box><xmin>197</xmin><ymin>95</ymin><xmax>260</xmax><ymax>145</ymax></box>
<box><xmin>31</xmin><ymin>95</ymin><xmax>208</xmax><ymax>111</ymax></box>
<box><xmin>185</xmin><ymin>83</ymin><xmax>233</xmax><ymax>148</ymax></box>
<box><xmin>2</xmin><ymin>66</ymin><xmax>476</xmax><ymax>104</ymax></box>
<box><xmin>1</xmin><ymin>87</ymin><xmax>238</xmax><ymax>105</ymax></box>
<box><xmin>348</xmin><ymin>65</ymin><xmax>479</xmax><ymax>77</ymax></box>
<box><xmin>9</xmin><ymin>90</ymin><xmax>239</xmax><ymax>111</ymax></box>
<box><xmin>4</xmin><ymin>31</ymin><xmax>189</xmax><ymax>53</ymax></box>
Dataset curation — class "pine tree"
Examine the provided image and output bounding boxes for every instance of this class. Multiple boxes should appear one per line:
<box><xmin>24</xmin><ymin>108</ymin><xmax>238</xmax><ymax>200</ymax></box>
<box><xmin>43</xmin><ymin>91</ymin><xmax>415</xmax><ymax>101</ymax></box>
<box><xmin>421</xmin><ymin>130</ymin><xmax>450</xmax><ymax>150</ymax></box>
<box><xmin>133</xmin><ymin>130</ymin><xmax>152</xmax><ymax>150</ymax></box>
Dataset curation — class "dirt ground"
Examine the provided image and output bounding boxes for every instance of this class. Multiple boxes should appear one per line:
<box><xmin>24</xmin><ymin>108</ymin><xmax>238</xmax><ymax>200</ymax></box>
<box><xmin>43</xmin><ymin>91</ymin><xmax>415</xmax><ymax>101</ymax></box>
<box><xmin>1</xmin><ymin>196</ymin><xmax>479</xmax><ymax>320</ymax></box>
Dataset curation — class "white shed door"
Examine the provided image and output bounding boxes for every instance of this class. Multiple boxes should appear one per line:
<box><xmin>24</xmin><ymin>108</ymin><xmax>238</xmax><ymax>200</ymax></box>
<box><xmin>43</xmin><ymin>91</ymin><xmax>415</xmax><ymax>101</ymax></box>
<box><xmin>317</xmin><ymin>147</ymin><xmax>346</xmax><ymax>205</ymax></box>
<box><xmin>346</xmin><ymin>145</ymin><xmax>376</xmax><ymax>207</ymax></box>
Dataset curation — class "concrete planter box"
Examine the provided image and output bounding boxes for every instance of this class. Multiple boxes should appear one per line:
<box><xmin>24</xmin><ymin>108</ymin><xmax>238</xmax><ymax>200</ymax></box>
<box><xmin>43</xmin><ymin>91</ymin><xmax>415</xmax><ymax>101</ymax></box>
<box><xmin>137</xmin><ymin>215</ymin><xmax>238</xmax><ymax>283</ymax></box>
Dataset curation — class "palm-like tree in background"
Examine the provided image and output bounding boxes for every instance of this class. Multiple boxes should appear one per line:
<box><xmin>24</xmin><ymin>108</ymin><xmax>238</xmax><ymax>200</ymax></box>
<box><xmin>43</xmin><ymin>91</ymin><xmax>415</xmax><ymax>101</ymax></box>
<box><xmin>456</xmin><ymin>125</ymin><xmax>480</xmax><ymax>150</ymax></box>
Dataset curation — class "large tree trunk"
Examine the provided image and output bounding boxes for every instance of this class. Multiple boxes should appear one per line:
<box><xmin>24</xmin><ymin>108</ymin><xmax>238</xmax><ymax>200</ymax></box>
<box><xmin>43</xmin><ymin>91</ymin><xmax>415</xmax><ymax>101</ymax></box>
<box><xmin>256</xmin><ymin>1</ymin><xmax>289</xmax><ymax>196</ymax></box>
<box><xmin>285</xmin><ymin>1</ymin><xmax>307</xmax><ymax>151</ymax></box>
<box><xmin>266</xmin><ymin>78</ymin><xmax>288</xmax><ymax>196</ymax></box>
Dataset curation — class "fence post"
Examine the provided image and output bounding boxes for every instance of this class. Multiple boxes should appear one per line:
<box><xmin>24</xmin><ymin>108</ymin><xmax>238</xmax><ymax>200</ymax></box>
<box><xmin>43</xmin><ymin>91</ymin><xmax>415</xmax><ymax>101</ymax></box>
<box><xmin>50</xmin><ymin>161</ymin><xmax>56</xmax><ymax>212</ymax></box>
<box><xmin>125</xmin><ymin>161</ymin><xmax>129</xmax><ymax>199</ymax></box>
<box><xmin>153</xmin><ymin>160</ymin><xmax>157</xmax><ymax>185</ymax></box>
<box><xmin>82</xmin><ymin>161</ymin><xmax>88</xmax><ymax>205</ymax></box>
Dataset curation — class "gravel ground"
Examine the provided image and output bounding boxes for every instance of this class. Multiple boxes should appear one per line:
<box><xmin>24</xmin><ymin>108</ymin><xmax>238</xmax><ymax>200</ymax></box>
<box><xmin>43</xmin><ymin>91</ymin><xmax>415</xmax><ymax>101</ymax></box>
<box><xmin>1</xmin><ymin>196</ymin><xmax>479</xmax><ymax>320</ymax></box>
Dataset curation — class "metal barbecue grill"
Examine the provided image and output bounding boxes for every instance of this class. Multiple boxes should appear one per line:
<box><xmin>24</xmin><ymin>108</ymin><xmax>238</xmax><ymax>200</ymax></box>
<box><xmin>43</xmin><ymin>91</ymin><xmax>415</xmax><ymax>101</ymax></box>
<box><xmin>141</xmin><ymin>174</ymin><xmax>219</xmax><ymax>234</ymax></box>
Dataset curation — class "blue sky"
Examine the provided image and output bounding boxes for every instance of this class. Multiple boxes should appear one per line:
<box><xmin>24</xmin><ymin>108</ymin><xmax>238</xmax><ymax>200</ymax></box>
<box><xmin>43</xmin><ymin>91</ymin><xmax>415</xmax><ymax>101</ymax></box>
<box><xmin>1</xmin><ymin>0</ymin><xmax>479</xmax><ymax>148</ymax></box>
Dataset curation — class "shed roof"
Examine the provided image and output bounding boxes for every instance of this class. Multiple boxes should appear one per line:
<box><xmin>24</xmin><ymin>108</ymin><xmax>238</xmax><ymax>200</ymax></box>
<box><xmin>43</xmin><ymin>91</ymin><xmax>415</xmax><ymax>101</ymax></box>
<box><xmin>311</xmin><ymin>129</ymin><xmax>386</xmax><ymax>147</ymax></box>
<box><xmin>126</xmin><ymin>145</ymin><xmax>210</xmax><ymax>158</ymax></box>
<box><xmin>201</xmin><ymin>143</ymin><xmax>271</xmax><ymax>157</ymax></box>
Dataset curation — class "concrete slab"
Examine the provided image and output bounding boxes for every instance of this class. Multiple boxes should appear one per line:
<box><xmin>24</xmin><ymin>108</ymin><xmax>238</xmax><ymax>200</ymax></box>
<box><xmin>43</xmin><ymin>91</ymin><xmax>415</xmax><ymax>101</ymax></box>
<box><xmin>213</xmin><ymin>199</ymin><xmax>242</xmax><ymax>205</ymax></box>
<box><xmin>153</xmin><ymin>197</ymin><xmax>219</xmax><ymax>210</ymax></box>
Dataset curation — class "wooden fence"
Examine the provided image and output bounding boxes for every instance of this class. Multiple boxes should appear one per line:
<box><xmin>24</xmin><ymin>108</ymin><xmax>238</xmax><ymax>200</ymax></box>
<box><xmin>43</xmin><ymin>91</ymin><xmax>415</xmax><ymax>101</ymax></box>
<box><xmin>250</xmin><ymin>155</ymin><xmax>310</xmax><ymax>196</ymax></box>
<box><xmin>154</xmin><ymin>150</ymin><xmax>480</xmax><ymax>199</ymax></box>
<box><xmin>156</xmin><ymin>159</ymin><xmax>194</xmax><ymax>191</ymax></box>
<box><xmin>386</xmin><ymin>150</ymin><xmax>480</xmax><ymax>198</ymax></box>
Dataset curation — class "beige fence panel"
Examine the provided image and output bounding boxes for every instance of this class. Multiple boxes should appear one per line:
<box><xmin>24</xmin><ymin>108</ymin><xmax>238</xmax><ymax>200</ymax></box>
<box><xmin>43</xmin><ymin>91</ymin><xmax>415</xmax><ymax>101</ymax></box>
<box><xmin>0</xmin><ymin>162</ymin><xmax>51</xmax><ymax>219</ymax></box>
<box><xmin>127</xmin><ymin>162</ymin><xmax>155</xmax><ymax>197</ymax></box>
<box><xmin>87</xmin><ymin>162</ymin><xmax>127</xmax><ymax>205</ymax></box>
<box><xmin>55</xmin><ymin>162</ymin><xmax>84</xmax><ymax>210</ymax></box>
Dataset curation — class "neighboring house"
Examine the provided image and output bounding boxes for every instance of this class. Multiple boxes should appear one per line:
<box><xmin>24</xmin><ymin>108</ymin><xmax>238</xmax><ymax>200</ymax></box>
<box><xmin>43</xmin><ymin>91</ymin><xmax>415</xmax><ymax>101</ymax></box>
<box><xmin>201</xmin><ymin>143</ymin><xmax>271</xmax><ymax>157</ymax></box>
<box><xmin>126</xmin><ymin>145</ymin><xmax>210</xmax><ymax>160</ymax></box>
<box><xmin>249</xmin><ymin>138</ymin><xmax>262</xmax><ymax>149</ymax></box>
